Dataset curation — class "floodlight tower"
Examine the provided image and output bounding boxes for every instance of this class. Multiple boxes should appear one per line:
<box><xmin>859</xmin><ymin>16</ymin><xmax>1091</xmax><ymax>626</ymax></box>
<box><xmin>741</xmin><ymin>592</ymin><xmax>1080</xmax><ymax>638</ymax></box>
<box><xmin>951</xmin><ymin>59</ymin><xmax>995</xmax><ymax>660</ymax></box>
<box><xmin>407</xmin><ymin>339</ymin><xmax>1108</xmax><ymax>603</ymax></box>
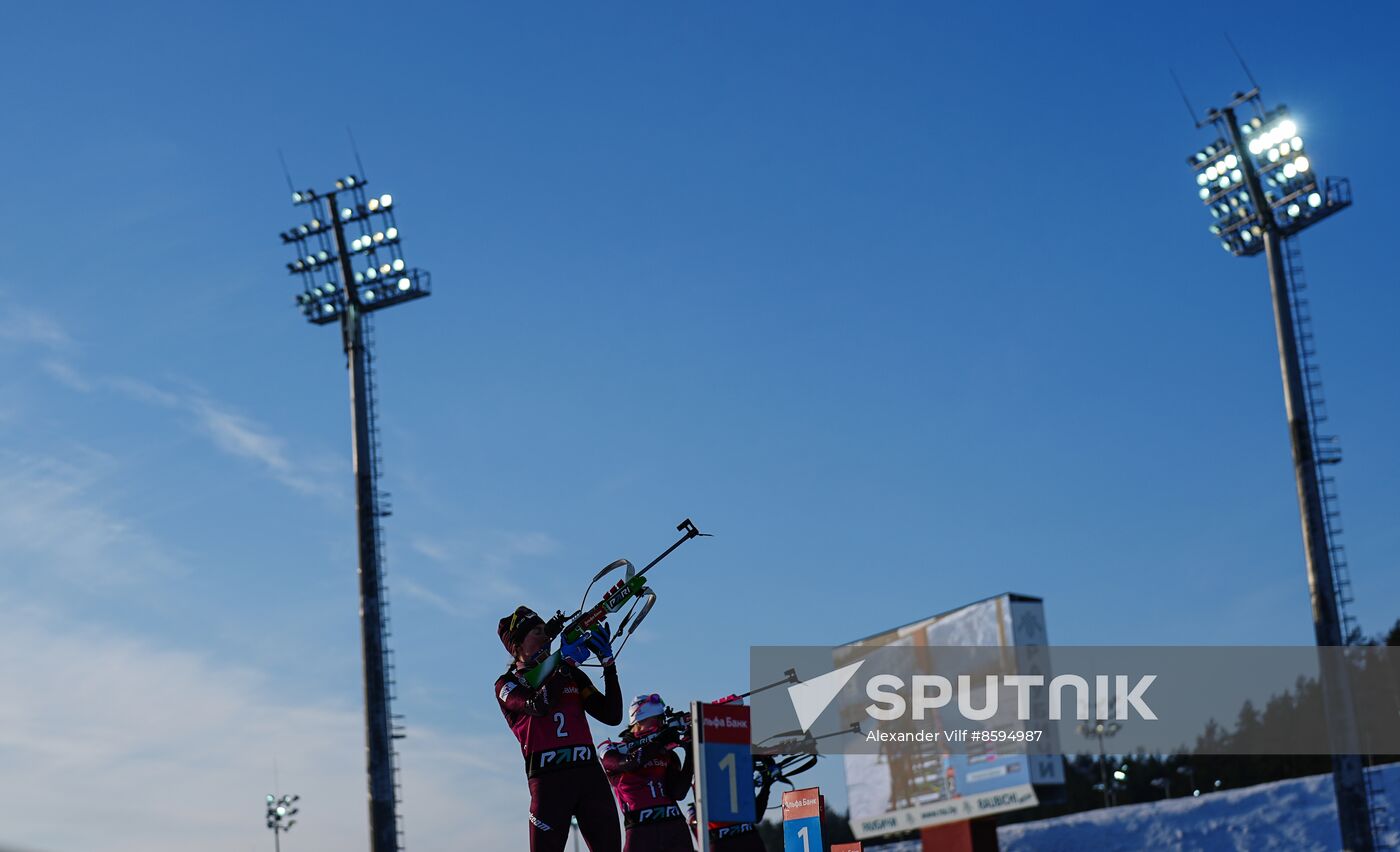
<box><xmin>278</xmin><ymin>174</ymin><xmax>430</xmax><ymax>852</ymax></box>
<box><xmin>265</xmin><ymin>793</ymin><xmax>300</xmax><ymax>852</ymax></box>
<box><xmin>1184</xmin><ymin>90</ymin><xmax>1377</xmax><ymax>850</ymax></box>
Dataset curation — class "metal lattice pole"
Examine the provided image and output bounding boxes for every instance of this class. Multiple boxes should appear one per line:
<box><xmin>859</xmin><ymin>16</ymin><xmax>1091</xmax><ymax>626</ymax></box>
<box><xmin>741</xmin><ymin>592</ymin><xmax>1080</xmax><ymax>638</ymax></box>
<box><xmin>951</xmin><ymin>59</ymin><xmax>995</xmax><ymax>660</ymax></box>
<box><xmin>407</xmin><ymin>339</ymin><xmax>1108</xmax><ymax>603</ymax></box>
<box><xmin>327</xmin><ymin>193</ymin><xmax>400</xmax><ymax>852</ymax></box>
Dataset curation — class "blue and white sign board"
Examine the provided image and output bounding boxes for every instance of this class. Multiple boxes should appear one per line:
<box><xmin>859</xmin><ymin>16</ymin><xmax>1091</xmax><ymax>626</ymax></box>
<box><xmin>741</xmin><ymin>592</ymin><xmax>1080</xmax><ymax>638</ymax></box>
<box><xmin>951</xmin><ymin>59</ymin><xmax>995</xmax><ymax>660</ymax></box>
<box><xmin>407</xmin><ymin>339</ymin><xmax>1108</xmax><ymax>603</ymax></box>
<box><xmin>782</xmin><ymin>787</ymin><xmax>824</xmax><ymax>852</ymax></box>
<box><xmin>692</xmin><ymin>701</ymin><xmax>757</xmax><ymax>851</ymax></box>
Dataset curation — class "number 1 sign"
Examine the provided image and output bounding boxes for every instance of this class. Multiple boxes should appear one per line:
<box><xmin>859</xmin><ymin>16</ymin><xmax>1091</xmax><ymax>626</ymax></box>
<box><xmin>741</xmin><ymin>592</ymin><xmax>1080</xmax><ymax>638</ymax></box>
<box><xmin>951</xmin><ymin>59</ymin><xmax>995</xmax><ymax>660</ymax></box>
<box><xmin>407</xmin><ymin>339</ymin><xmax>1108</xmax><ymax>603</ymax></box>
<box><xmin>782</xmin><ymin>787</ymin><xmax>824</xmax><ymax>852</ymax></box>
<box><xmin>692</xmin><ymin>700</ymin><xmax>758</xmax><ymax>852</ymax></box>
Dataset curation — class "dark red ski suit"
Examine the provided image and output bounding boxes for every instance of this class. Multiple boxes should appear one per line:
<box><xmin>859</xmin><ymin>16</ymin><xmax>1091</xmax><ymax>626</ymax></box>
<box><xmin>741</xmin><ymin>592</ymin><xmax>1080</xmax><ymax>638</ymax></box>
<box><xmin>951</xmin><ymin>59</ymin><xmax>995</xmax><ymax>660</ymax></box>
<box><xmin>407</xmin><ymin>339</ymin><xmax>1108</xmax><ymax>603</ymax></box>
<box><xmin>600</xmin><ymin>733</ymin><xmax>695</xmax><ymax>852</ymax></box>
<box><xmin>496</xmin><ymin>661</ymin><xmax>623</xmax><ymax>852</ymax></box>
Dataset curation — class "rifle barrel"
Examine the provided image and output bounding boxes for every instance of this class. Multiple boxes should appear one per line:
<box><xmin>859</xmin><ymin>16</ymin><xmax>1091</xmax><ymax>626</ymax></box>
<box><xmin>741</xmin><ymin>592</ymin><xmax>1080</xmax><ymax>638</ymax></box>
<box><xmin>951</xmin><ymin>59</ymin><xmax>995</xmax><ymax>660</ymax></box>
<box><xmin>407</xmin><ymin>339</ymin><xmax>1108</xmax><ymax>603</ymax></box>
<box><xmin>636</xmin><ymin>519</ymin><xmax>705</xmax><ymax>579</ymax></box>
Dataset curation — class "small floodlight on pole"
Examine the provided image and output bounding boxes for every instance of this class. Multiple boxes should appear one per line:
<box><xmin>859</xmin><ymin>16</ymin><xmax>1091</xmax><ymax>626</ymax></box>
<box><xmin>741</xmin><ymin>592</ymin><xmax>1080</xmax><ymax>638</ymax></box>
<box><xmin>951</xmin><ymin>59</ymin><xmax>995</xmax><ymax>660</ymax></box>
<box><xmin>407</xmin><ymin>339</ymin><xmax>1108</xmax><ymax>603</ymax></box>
<box><xmin>1177</xmin><ymin>764</ymin><xmax>1198</xmax><ymax>797</ymax></box>
<box><xmin>265</xmin><ymin>793</ymin><xmax>300</xmax><ymax>852</ymax></box>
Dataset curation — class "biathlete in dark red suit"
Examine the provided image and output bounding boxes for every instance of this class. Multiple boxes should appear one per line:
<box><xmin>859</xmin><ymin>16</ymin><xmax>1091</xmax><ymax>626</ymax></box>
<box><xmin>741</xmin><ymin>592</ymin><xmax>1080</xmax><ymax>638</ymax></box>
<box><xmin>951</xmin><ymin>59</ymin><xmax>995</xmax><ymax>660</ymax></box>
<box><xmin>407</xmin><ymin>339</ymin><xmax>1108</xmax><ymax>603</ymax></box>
<box><xmin>496</xmin><ymin>605</ymin><xmax>623</xmax><ymax>852</ymax></box>
<box><xmin>687</xmin><ymin>754</ymin><xmax>779</xmax><ymax>851</ymax></box>
<box><xmin>599</xmin><ymin>694</ymin><xmax>696</xmax><ymax>852</ymax></box>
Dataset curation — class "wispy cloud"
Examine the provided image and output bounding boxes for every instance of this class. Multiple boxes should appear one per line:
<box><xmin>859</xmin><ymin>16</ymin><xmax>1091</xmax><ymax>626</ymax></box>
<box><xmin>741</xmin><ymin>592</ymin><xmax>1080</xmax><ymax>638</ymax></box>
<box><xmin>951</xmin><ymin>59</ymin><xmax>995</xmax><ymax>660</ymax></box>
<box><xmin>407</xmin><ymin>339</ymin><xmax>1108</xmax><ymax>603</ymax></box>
<box><xmin>396</xmin><ymin>529</ymin><xmax>560</xmax><ymax>618</ymax></box>
<box><xmin>34</xmin><ymin>358</ymin><xmax>337</xmax><ymax>499</ymax></box>
<box><xmin>397</xmin><ymin>576</ymin><xmax>465</xmax><ymax>618</ymax></box>
<box><xmin>0</xmin><ymin>304</ymin><xmax>533</xmax><ymax>851</ymax></box>
<box><xmin>409</xmin><ymin>530</ymin><xmax>561</xmax><ymax>574</ymax></box>
<box><xmin>0</xmin><ymin>306</ymin><xmax>71</xmax><ymax>349</ymax></box>
<box><xmin>193</xmin><ymin>399</ymin><xmax>291</xmax><ymax>471</ymax></box>
<box><xmin>0</xmin><ymin>604</ymin><xmax>523</xmax><ymax>852</ymax></box>
<box><xmin>187</xmin><ymin>397</ymin><xmax>330</xmax><ymax>496</ymax></box>
<box><xmin>0</xmin><ymin>451</ymin><xmax>181</xmax><ymax>590</ymax></box>
<box><xmin>106</xmin><ymin>375</ymin><xmax>181</xmax><ymax>407</ymax></box>
<box><xmin>39</xmin><ymin>359</ymin><xmax>92</xmax><ymax>392</ymax></box>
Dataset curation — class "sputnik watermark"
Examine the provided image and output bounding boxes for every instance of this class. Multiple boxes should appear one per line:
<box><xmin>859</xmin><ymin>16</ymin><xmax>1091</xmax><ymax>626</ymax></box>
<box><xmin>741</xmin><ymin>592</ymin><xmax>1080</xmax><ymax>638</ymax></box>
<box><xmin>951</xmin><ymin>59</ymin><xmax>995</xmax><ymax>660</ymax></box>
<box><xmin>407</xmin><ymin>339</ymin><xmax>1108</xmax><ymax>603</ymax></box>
<box><xmin>863</xmin><ymin>674</ymin><xmax>1157</xmax><ymax>722</ymax></box>
<box><xmin>785</xmin><ymin>667</ymin><xmax>1156</xmax><ymax>736</ymax></box>
<box><xmin>752</xmin><ymin>645</ymin><xmax>1400</xmax><ymax>757</ymax></box>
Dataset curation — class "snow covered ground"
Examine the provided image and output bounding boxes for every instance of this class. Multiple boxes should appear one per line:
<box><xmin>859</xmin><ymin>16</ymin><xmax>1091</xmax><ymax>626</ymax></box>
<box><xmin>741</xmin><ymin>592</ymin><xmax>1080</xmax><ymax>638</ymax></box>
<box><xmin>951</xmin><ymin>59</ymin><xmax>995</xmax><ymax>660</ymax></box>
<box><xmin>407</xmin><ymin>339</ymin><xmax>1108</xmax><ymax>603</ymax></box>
<box><xmin>998</xmin><ymin>763</ymin><xmax>1400</xmax><ymax>851</ymax></box>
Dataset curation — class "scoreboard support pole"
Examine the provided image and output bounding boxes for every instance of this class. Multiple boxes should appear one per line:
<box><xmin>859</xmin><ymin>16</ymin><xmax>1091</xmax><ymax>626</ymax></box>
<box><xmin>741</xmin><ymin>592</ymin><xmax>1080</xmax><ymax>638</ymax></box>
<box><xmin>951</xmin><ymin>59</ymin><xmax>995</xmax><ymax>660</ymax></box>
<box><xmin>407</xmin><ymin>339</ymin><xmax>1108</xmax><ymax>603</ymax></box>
<box><xmin>692</xmin><ymin>701</ymin><xmax>714</xmax><ymax>852</ymax></box>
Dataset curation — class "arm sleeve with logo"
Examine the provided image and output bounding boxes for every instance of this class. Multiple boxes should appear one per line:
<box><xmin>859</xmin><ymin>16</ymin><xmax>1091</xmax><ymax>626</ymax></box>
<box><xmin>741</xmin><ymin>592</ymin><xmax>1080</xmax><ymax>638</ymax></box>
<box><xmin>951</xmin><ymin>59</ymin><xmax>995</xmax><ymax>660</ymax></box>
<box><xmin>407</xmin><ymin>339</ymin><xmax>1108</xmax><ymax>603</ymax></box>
<box><xmin>495</xmin><ymin>666</ymin><xmax>563</xmax><ymax>718</ymax></box>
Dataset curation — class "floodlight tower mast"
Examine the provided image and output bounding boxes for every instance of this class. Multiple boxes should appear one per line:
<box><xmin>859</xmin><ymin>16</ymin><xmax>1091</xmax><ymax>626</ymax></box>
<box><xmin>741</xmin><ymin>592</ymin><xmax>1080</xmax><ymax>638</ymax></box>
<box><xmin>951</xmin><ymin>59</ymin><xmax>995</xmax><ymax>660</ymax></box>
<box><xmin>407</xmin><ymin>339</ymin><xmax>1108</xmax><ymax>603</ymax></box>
<box><xmin>279</xmin><ymin>174</ymin><xmax>430</xmax><ymax>852</ymax></box>
<box><xmin>1185</xmin><ymin>90</ymin><xmax>1376</xmax><ymax>850</ymax></box>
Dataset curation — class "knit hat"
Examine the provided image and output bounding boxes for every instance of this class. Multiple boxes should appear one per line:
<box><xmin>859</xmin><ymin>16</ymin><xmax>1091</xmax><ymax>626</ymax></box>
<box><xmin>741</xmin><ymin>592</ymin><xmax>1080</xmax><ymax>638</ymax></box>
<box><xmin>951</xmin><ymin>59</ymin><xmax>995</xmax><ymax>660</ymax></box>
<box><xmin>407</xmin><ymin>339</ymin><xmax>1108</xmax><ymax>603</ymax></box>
<box><xmin>498</xmin><ymin>605</ymin><xmax>544</xmax><ymax>655</ymax></box>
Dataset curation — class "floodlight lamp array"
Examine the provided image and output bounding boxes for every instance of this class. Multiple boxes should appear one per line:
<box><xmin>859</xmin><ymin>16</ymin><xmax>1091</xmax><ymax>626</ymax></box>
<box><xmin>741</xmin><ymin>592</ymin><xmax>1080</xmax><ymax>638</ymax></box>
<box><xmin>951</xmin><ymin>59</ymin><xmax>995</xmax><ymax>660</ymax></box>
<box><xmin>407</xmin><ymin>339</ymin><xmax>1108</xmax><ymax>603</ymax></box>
<box><xmin>291</xmin><ymin>174</ymin><xmax>362</xmax><ymax>206</ymax></box>
<box><xmin>1187</xmin><ymin>102</ymin><xmax>1349</xmax><ymax>256</ymax></box>
<box><xmin>334</xmin><ymin>193</ymin><xmax>396</xmax><ymax>227</ymax></box>
<box><xmin>287</xmin><ymin>249</ymin><xmax>338</xmax><ymax>274</ymax></box>
<box><xmin>279</xmin><ymin>218</ymin><xmax>332</xmax><ymax>244</ymax></box>
<box><xmin>265</xmin><ymin>793</ymin><xmax>300</xmax><ymax>832</ymax></box>
<box><xmin>347</xmin><ymin>225</ymin><xmax>400</xmax><ymax>255</ymax></box>
<box><xmin>297</xmin><ymin>268</ymin><xmax>429</xmax><ymax>324</ymax></box>
<box><xmin>357</xmin><ymin>267</ymin><xmax>432</xmax><ymax>311</ymax></box>
<box><xmin>280</xmin><ymin>175</ymin><xmax>427</xmax><ymax>325</ymax></box>
<box><xmin>295</xmin><ymin>283</ymin><xmax>345</xmax><ymax>324</ymax></box>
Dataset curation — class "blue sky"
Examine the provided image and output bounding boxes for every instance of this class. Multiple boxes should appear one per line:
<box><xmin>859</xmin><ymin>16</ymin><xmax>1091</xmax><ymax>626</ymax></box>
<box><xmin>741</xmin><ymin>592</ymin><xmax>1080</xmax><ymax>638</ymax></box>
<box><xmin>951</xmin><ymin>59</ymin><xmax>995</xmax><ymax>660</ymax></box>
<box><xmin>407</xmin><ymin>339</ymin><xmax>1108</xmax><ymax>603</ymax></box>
<box><xmin>1</xmin><ymin>2</ymin><xmax>1398</xmax><ymax>849</ymax></box>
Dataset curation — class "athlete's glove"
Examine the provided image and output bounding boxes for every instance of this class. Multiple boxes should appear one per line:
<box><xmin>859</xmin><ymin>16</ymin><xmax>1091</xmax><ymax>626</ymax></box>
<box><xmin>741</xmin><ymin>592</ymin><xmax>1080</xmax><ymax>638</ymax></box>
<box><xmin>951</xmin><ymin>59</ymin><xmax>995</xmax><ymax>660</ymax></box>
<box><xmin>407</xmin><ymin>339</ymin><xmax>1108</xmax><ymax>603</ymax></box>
<box><xmin>559</xmin><ymin>633</ymin><xmax>592</xmax><ymax>666</ymax></box>
<box><xmin>585</xmin><ymin>623</ymin><xmax>616</xmax><ymax>666</ymax></box>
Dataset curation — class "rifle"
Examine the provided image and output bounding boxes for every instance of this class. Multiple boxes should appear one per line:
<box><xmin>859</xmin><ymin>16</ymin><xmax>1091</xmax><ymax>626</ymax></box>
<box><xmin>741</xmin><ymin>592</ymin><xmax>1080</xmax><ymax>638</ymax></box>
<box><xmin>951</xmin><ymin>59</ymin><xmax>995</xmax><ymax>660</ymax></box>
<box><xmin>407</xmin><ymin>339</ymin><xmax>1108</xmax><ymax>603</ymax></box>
<box><xmin>757</xmin><ymin>721</ymin><xmax>865</xmax><ymax>757</ymax></box>
<box><xmin>711</xmin><ymin>668</ymin><xmax>800</xmax><ymax>706</ymax></box>
<box><xmin>713</xmin><ymin>672</ymin><xmax>859</xmax><ymax>804</ymax></box>
<box><xmin>749</xmin><ymin>722</ymin><xmax>863</xmax><ymax>813</ymax></box>
<box><xmin>610</xmin><ymin>669</ymin><xmax>801</xmax><ymax>758</ymax></box>
<box><xmin>609</xmin><ymin>706</ymin><xmax>694</xmax><ymax>756</ymax></box>
<box><xmin>522</xmin><ymin>518</ymin><xmax>709</xmax><ymax>687</ymax></box>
